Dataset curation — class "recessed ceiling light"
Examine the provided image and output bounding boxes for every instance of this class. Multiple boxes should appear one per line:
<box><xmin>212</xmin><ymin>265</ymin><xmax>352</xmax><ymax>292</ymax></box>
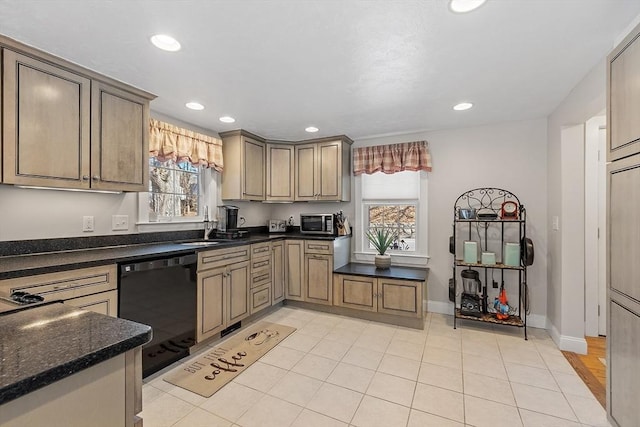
<box><xmin>185</xmin><ymin>102</ymin><xmax>204</xmax><ymax>110</ymax></box>
<box><xmin>449</xmin><ymin>0</ymin><xmax>486</xmax><ymax>13</ymax></box>
<box><xmin>453</xmin><ymin>102</ymin><xmax>473</xmax><ymax>111</ymax></box>
<box><xmin>150</xmin><ymin>34</ymin><xmax>181</xmax><ymax>52</ymax></box>
<box><xmin>305</xmin><ymin>126</ymin><xmax>319</xmax><ymax>133</ymax></box>
<box><xmin>219</xmin><ymin>116</ymin><xmax>236</xmax><ymax>123</ymax></box>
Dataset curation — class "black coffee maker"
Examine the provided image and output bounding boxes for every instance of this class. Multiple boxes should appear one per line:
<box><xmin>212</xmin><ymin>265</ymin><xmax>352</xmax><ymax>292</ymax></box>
<box><xmin>216</xmin><ymin>205</ymin><xmax>247</xmax><ymax>239</ymax></box>
<box><xmin>460</xmin><ymin>269</ymin><xmax>482</xmax><ymax>317</ymax></box>
<box><xmin>218</xmin><ymin>205</ymin><xmax>239</xmax><ymax>231</ymax></box>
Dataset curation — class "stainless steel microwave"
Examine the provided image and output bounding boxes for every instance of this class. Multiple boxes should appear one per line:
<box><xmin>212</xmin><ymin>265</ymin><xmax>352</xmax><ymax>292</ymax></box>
<box><xmin>300</xmin><ymin>214</ymin><xmax>335</xmax><ymax>235</ymax></box>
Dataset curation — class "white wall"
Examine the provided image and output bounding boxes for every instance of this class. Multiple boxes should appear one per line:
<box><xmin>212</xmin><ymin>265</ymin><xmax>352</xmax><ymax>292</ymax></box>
<box><xmin>546</xmin><ymin>58</ymin><xmax>606</xmax><ymax>352</ymax></box>
<box><xmin>274</xmin><ymin>119</ymin><xmax>548</xmax><ymax>324</ymax></box>
<box><xmin>0</xmin><ymin>111</ymin><xmax>220</xmax><ymax>241</ymax></box>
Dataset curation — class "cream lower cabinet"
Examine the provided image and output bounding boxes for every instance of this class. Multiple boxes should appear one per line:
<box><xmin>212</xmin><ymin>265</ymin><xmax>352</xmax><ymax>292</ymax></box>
<box><xmin>250</xmin><ymin>242</ymin><xmax>272</xmax><ymax>315</ymax></box>
<box><xmin>65</xmin><ymin>290</ymin><xmax>118</xmax><ymax>317</ymax></box>
<box><xmin>197</xmin><ymin>246</ymin><xmax>251</xmax><ymax>342</ymax></box>
<box><xmin>272</xmin><ymin>241</ymin><xmax>285</xmax><ymax>304</ymax></box>
<box><xmin>285</xmin><ymin>240</ymin><xmax>305</xmax><ymax>301</ymax></box>
<box><xmin>334</xmin><ymin>274</ymin><xmax>423</xmax><ymax>319</ymax></box>
<box><xmin>0</xmin><ymin>264</ymin><xmax>118</xmax><ymax>316</ymax></box>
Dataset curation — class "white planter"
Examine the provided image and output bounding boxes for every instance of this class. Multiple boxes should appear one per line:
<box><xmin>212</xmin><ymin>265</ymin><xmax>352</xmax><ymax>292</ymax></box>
<box><xmin>374</xmin><ymin>254</ymin><xmax>391</xmax><ymax>269</ymax></box>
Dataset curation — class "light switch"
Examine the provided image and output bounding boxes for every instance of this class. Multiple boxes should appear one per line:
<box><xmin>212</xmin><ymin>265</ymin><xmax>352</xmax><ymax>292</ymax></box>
<box><xmin>112</xmin><ymin>215</ymin><xmax>129</xmax><ymax>231</ymax></box>
<box><xmin>552</xmin><ymin>216</ymin><xmax>559</xmax><ymax>231</ymax></box>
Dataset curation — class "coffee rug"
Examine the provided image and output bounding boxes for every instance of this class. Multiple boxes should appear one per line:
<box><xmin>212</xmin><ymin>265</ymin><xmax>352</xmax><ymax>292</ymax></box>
<box><xmin>164</xmin><ymin>321</ymin><xmax>296</xmax><ymax>397</ymax></box>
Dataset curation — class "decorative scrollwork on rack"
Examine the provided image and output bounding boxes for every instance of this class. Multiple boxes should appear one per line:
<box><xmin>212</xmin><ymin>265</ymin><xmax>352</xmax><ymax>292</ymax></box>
<box><xmin>453</xmin><ymin>187</ymin><xmax>522</xmax><ymax>218</ymax></box>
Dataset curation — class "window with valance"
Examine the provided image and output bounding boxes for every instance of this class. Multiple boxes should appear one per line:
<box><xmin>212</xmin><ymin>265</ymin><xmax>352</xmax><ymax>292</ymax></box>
<box><xmin>147</xmin><ymin>119</ymin><xmax>224</xmax><ymax>219</ymax></box>
<box><xmin>353</xmin><ymin>140</ymin><xmax>432</xmax><ymax>261</ymax></box>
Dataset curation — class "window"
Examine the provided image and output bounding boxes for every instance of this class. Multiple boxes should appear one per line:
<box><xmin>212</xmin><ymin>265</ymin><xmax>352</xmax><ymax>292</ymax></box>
<box><xmin>149</xmin><ymin>158</ymin><xmax>201</xmax><ymax>219</ymax></box>
<box><xmin>356</xmin><ymin>169</ymin><xmax>428</xmax><ymax>262</ymax></box>
<box><xmin>362</xmin><ymin>170</ymin><xmax>420</xmax><ymax>253</ymax></box>
<box><xmin>366</xmin><ymin>204</ymin><xmax>416</xmax><ymax>251</ymax></box>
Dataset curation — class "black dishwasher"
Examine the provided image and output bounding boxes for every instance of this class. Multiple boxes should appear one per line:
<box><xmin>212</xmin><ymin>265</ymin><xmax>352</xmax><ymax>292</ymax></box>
<box><xmin>119</xmin><ymin>253</ymin><xmax>197</xmax><ymax>378</ymax></box>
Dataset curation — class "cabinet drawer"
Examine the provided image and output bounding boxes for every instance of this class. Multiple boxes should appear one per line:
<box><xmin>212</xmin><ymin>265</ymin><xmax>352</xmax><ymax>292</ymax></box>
<box><xmin>251</xmin><ymin>269</ymin><xmax>272</xmax><ymax>289</ymax></box>
<box><xmin>251</xmin><ymin>255</ymin><xmax>272</xmax><ymax>272</ymax></box>
<box><xmin>251</xmin><ymin>242</ymin><xmax>271</xmax><ymax>257</ymax></box>
<box><xmin>250</xmin><ymin>283</ymin><xmax>271</xmax><ymax>314</ymax></box>
<box><xmin>0</xmin><ymin>265</ymin><xmax>117</xmax><ymax>302</ymax></box>
<box><xmin>305</xmin><ymin>240</ymin><xmax>333</xmax><ymax>255</ymax></box>
<box><xmin>64</xmin><ymin>289</ymin><xmax>118</xmax><ymax>317</ymax></box>
<box><xmin>198</xmin><ymin>245</ymin><xmax>250</xmax><ymax>271</ymax></box>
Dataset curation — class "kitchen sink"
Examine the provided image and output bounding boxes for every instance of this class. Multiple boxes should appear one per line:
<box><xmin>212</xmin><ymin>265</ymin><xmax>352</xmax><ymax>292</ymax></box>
<box><xmin>179</xmin><ymin>241</ymin><xmax>220</xmax><ymax>246</ymax></box>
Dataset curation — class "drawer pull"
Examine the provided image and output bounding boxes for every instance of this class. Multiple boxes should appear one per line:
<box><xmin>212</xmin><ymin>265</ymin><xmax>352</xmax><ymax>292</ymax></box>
<box><xmin>253</xmin><ymin>260</ymin><xmax>269</xmax><ymax>268</ymax></box>
<box><xmin>253</xmin><ymin>274</ymin><xmax>270</xmax><ymax>283</ymax></box>
<box><xmin>53</xmin><ymin>284</ymin><xmax>71</xmax><ymax>290</ymax></box>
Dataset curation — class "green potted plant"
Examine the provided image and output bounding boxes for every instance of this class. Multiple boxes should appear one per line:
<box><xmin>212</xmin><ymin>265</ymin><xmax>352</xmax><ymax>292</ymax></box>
<box><xmin>366</xmin><ymin>227</ymin><xmax>395</xmax><ymax>269</ymax></box>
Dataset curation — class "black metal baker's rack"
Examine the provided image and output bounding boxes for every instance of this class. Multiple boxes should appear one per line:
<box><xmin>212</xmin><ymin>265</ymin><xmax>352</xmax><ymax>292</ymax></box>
<box><xmin>451</xmin><ymin>187</ymin><xmax>528</xmax><ymax>339</ymax></box>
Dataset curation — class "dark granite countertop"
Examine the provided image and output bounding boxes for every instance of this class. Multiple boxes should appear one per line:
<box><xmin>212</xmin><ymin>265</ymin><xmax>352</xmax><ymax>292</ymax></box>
<box><xmin>0</xmin><ymin>233</ymin><xmax>350</xmax><ymax>280</ymax></box>
<box><xmin>0</xmin><ymin>302</ymin><xmax>152</xmax><ymax>405</ymax></box>
<box><xmin>334</xmin><ymin>262</ymin><xmax>429</xmax><ymax>281</ymax></box>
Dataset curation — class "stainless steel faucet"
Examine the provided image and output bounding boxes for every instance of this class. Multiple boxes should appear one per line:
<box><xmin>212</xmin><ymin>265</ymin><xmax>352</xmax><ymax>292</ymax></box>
<box><xmin>203</xmin><ymin>206</ymin><xmax>215</xmax><ymax>240</ymax></box>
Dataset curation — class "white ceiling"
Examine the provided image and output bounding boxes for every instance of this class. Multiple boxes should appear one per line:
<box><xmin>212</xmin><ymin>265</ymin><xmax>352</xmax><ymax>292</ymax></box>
<box><xmin>0</xmin><ymin>0</ymin><xmax>638</xmax><ymax>140</ymax></box>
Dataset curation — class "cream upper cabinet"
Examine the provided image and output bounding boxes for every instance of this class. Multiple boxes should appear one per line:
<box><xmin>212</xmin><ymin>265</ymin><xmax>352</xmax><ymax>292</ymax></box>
<box><xmin>2</xmin><ymin>49</ymin><xmax>91</xmax><ymax>188</ymax></box>
<box><xmin>220</xmin><ymin>130</ymin><xmax>266</xmax><ymax>201</ymax></box>
<box><xmin>90</xmin><ymin>81</ymin><xmax>149</xmax><ymax>192</ymax></box>
<box><xmin>1</xmin><ymin>41</ymin><xmax>154</xmax><ymax>191</ymax></box>
<box><xmin>295</xmin><ymin>137</ymin><xmax>352</xmax><ymax>201</ymax></box>
<box><xmin>266</xmin><ymin>143</ymin><xmax>295</xmax><ymax>201</ymax></box>
<box><xmin>608</xmin><ymin>28</ymin><xmax>640</xmax><ymax>161</ymax></box>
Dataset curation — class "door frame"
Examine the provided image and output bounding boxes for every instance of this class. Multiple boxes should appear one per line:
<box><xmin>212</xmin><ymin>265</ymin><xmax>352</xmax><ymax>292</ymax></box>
<box><xmin>584</xmin><ymin>114</ymin><xmax>606</xmax><ymax>337</ymax></box>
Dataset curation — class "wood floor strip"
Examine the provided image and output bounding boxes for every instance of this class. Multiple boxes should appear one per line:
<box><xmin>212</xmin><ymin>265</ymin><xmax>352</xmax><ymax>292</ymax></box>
<box><xmin>562</xmin><ymin>336</ymin><xmax>607</xmax><ymax>409</ymax></box>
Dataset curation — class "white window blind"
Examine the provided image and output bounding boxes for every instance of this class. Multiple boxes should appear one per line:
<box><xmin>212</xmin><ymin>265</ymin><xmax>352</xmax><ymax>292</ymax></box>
<box><xmin>362</xmin><ymin>170</ymin><xmax>420</xmax><ymax>199</ymax></box>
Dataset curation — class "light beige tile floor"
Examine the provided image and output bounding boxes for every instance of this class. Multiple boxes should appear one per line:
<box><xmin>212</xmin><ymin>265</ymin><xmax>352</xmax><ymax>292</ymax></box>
<box><xmin>141</xmin><ymin>307</ymin><xmax>611</xmax><ymax>427</ymax></box>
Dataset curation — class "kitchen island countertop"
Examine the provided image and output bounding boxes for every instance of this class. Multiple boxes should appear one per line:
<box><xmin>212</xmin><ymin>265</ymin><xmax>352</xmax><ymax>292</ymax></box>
<box><xmin>0</xmin><ymin>233</ymin><xmax>350</xmax><ymax>280</ymax></box>
<box><xmin>0</xmin><ymin>302</ymin><xmax>151</xmax><ymax>405</ymax></box>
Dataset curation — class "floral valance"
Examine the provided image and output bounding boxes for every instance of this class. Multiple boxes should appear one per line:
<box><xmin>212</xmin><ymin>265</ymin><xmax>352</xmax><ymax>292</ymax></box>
<box><xmin>149</xmin><ymin>119</ymin><xmax>224</xmax><ymax>172</ymax></box>
<box><xmin>353</xmin><ymin>140</ymin><xmax>432</xmax><ymax>175</ymax></box>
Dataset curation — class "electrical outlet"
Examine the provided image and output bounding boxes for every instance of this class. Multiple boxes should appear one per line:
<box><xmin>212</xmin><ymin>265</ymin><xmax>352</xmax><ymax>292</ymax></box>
<box><xmin>493</xmin><ymin>280</ymin><xmax>499</xmax><ymax>289</ymax></box>
<box><xmin>82</xmin><ymin>216</ymin><xmax>94</xmax><ymax>232</ymax></box>
<box><xmin>112</xmin><ymin>215</ymin><xmax>129</xmax><ymax>231</ymax></box>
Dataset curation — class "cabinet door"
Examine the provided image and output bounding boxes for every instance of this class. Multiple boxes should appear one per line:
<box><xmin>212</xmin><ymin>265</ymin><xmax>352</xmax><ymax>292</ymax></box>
<box><xmin>377</xmin><ymin>278</ymin><xmax>423</xmax><ymax>318</ymax></box>
<box><xmin>227</xmin><ymin>261</ymin><xmax>250</xmax><ymax>324</ymax></box>
<box><xmin>333</xmin><ymin>274</ymin><xmax>377</xmax><ymax>312</ymax></box>
<box><xmin>2</xmin><ymin>49</ymin><xmax>91</xmax><ymax>188</ymax></box>
<box><xmin>304</xmin><ymin>253</ymin><xmax>333</xmax><ymax>306</ymax></box>
<box><xmin>317</xmin><ymin>141</ymin><xmax>341</xmax><ymax>200</ymax></box>
<box><xmin>266</xmin><ymin>144</ymin><xmax>294</xmax><ymax>201</ymax></box>
<box><xmin>608</xmin><ymin>300</ymin><xmax>640</xmax><ymax>427</ymax></box>
<box><xmin>197</xmin><ymin>267</ymin><xmax>226</xmax><ymax>342</ymax></box>
<box><xmin>242</xmin><ymin>137</ymin><xmax>265</xmax><ymax>200</ymax></box>
<box><xmin>272</xmin><ymin>241</ymin><xmax>285</xmax><ymax>304</ymax></box>
<box><xmin>64</xmin><ymin>290</ymin><xmax>118</xmax><ymax>317</ymax></box>
<box><xmin>608</xmin><ymin>154</ymin><xmax>640</xmax><ymax>302</ymax></box>
<box><xmin>91</xmin><ymin>81</ymin><xmax>148</xmax><ymax>191</ymax></box>
<box><xmin>295</xmin><ymin>143</ymin><xmax>317</xmax><ymax>201</ymax></box>
<box><xmin>609</xmin><ymin>29</ymin><xmax>640</xmax><ymax>160</ymax></box>
<box><xmin>285</xmin><ymin>240</ymin><xmax>305</xmax><ymax>301</ymax></box>
<box><xmin>250</xmin><ymin>283</ymin><xmax>272</xmax><ymax>315</ymax></box>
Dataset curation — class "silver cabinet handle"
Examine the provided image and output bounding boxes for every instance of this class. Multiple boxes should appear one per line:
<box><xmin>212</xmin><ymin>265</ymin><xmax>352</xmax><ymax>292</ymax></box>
<box><xmin>82</xmin><ymin>175</ymin><xmax>89</xmax><ymax>181</ymax></box>
<box><xmin>92</xmin><ymin>175</ymin><xmax>100</xmax><ymax>181</ymax></box>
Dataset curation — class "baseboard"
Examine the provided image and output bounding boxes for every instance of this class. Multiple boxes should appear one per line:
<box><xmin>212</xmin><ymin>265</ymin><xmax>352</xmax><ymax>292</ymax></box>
<box><xmin>548</xmin><ymin>322</ymin><xmax>588</xmax><ymax>354</ymax></box>
<box><xmin>425</xmin><ymin>300</ymin><xmax>547</xmax><ymax>329</ymax></box>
